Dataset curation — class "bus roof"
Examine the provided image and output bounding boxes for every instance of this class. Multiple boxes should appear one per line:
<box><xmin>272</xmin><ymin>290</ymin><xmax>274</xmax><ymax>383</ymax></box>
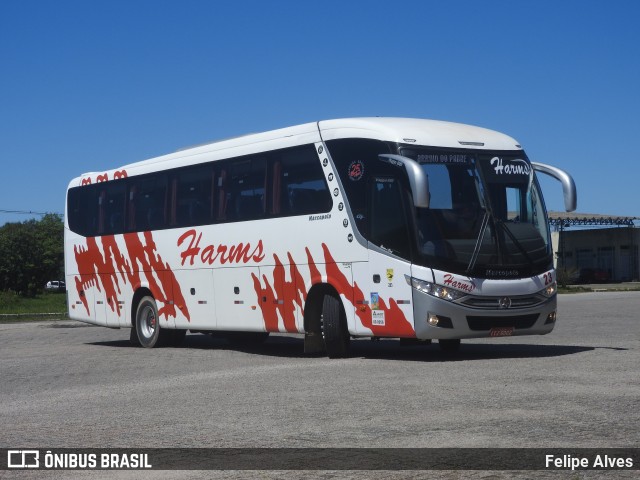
<box><xmin>73</xmin><ymin>117</ymin><xmax>522</xmax><ymax>183</ymax></box>
<box><xmin>318</xmin><ymin>117</ymin><xmax>521</xmax><ymax>151</ymax></box>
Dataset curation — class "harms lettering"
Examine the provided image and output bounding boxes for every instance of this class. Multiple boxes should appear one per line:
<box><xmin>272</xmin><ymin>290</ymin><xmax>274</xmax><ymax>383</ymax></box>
<box><xmin>443</xmin><ymin>273</ymin><xmax>476</xmax><ymax>293</ymax></box>
<box><xmin>177</xmin><ymin>229</ymin><xmax>265</xmax><ymax>266</ymax></box>
<box><xmin>490</xmin><ymin>157</ymin><xmax>531</xmax><ymax>176</ymax></box>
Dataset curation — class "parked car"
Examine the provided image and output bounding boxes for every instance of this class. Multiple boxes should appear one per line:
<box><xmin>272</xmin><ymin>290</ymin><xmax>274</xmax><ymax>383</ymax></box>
<box><xmin>45</xmin><ymin>280</ymin><xmax>66</xmax><ymax>292</ymax></box>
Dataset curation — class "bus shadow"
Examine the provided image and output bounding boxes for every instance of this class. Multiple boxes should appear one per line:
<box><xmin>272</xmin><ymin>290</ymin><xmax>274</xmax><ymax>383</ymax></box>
<box><xmin>196</xmin><ymin>335</ymin><xmax>600</xmax><ymax>362</ymax></box>
<box><xmin>88</xmin><ymin>333</ymin><xmax>307</xmax><ymax>358</ymax></box>
<box><xmin>89</xmin><ymin>333</ymin><xmax>602</xmax><ymax>362</ymax></box>
<box><xmin>348</xmin><ymin>340</ymin><xmax>597</xmax><ymax>362</ymax></box>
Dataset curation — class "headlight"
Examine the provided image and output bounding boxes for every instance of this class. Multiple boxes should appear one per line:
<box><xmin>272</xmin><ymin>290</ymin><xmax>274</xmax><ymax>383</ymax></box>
<box><xmin>406</xmin><ymin>276</ymin><xmax>467</xmax><ymax>302</ymax></box>
<box><xmin>540</xmin><ymin>281</ymin><xmax>557</xmax><ymax>297</ymax></box>
<box><xmin>409</xmin><ymin>276</ymin><xmax>434</xmax><ymax>294</ymax></box>
<box><xmin>432</xmin><ymin>285</ymin><xmax>466</xmax><ymax>301</ymax></box>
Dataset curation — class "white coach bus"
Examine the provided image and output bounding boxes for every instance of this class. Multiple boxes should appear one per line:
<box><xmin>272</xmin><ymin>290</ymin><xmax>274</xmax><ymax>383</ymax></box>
<box><xmin>65</xmin><ymin>118</ymin><xmax>577</xmax><ymax>357</ymax></box>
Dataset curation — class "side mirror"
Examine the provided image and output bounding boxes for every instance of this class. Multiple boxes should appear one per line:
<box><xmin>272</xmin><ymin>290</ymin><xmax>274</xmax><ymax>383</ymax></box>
<box><xmin>531</xmin><ymin>162</ymin><xmax>577</xmax><ymax>212</ymax></box>
<box><xmin>377</xmin><ymin>154</ymin><xmax>430</xmax><ymax>208</ymax></box>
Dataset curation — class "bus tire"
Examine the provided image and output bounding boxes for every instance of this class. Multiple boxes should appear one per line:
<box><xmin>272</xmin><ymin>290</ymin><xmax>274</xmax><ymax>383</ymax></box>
<box><xmin>321</xmin><ymin>294</ymin><xmax>349</xmax><ymax>358</ymax></box>
<box><xmin>129</xmin><ymin>326</ymin><xmax>141</xmax><ymax>346</ymax></box>
<box><xmin>135</xmin><ymin>296</ymin><xmax>162</xmax><ymax>348</ymax></box>
<box><xmin>439</xmin><ymin>339</ymin><xmax>461</xmax><ymax>352</ymax></box>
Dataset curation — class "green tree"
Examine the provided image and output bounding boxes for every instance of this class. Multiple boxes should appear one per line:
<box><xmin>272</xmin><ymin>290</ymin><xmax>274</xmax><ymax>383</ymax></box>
<box><xmin>0</xmin><ymin>214</ymin><xmax>64</xmax><ymax>296</ymax></box>
<box><xmin>36</xmin><ymin>214</ymin><xmax>65</xmax><ymax>282</ymax></box>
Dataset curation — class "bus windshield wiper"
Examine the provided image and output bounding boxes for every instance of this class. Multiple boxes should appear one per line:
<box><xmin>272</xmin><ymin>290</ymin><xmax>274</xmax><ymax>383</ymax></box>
<box><xmin>466</xmin><ymin>210</ymin><xmax>490</xmax><ymax>275</ymax></box>
<box><xmin>466</xmin><ymin>163</ymin><xmax>491</xmax><ymax>275</ymax></box>
<box><xmin>494</xmin><ymin>218</ymin><xmax>533</xmax><ymax>265</ymax></box>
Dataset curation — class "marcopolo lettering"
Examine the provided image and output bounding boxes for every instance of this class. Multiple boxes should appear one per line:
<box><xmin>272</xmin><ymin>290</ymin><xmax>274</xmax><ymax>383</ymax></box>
<box><xmin>309</xmin><ymin>214</ymin><xmax>331</xmax><ymax>221</ymax></box>
<box><xmin>486</xmin><ymin>269</ymin><xmax>520</xmax><ymax>278</ymax></box>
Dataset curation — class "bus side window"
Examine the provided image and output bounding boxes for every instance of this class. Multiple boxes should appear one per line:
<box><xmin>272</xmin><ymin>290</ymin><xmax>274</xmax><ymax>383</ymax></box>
<box><xmin>272</xmin><ymin>145</ymin><xmax>332</xmax><ymax>216</ymax></box>
<box><xmin>68</xmin><ymin>184</ymin><xmax>100</xmax><ymax>237</ymax></box>
<box><xmin>217</xmin><ymin>168</ymin><xmax>228</xmax><ymax>222</ymax></box>
<box><xmin>325</xmin><ymin>138</ymin><xmax>392</xmax><ymax>236</ymax></box>
<box><xmin>130</xmin><ymin>174</ymin><xmax>167</xmax><ymax>232</ymax></box>
<box><xmin>103</xmin><ymin>182</ymin><xmax>126</xmax><ymax>235</ymax></box>
<box><xmin>173</xmin><ymin>164</ymin><xmax>214</xmax><ymax>227</ymax></box>
<box><xmin>369</xmin><ymin>177</ymin><xmax>412</xmax><ymax>259</ymax></box>
<box><xmin>226</xmin><ymin>157</ymin><xmax>266</xmax><ymax>221</ymax></box>
<box><xmin>127</xmin><ymin>185</ymin><xmax>137</xmax><ymax>231</ymax></box>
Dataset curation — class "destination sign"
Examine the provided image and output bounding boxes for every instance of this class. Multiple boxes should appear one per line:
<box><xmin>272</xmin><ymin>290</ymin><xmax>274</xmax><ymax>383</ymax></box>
<box><xmin>417</xmin><ymin>154</ymin><xmax>470</xmax><ymax>164</ymax></box>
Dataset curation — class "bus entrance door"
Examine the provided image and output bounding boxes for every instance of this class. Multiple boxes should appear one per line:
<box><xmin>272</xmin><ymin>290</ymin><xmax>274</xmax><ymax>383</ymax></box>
<box><xmin>353</xmin><ymin>174</ymin><xmax>415</xmax><ymax>337</ymax></box>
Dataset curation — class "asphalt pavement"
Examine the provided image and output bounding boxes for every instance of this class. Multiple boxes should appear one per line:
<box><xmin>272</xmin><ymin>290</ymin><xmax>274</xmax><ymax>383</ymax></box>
<box><xmin>1</xmin><ymin>291</ymin><xmax>638</xmax><ymax>479</ymax></box>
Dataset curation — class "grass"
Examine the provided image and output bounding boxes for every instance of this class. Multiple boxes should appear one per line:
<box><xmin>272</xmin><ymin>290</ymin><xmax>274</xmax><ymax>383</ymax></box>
<box><xmin>558</xmin><ymin>285</ymin><xmax>640</xmax><ymax>294</ymax></box>
<box><xmin>0</xmin><ymin>291</ymin><xmax>68</xmax><ymax>323</ymax></box>
<box><xmin>558</xmin><ymin>286</ymin><xmax>593</xmax><ymax>294</ymax></box>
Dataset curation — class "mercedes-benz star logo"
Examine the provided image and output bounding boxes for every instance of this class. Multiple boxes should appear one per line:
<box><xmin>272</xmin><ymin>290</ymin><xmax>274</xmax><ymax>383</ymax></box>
<box><xmin>498</xmin><ymin>297</ymin><xmax>511</xmax><ymax>309</ymax></box>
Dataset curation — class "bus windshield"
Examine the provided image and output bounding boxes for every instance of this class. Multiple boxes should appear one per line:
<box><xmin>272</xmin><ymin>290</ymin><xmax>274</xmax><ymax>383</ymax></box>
<box><xmin>400</xmin><ymin>148</ymin><xmax>552</xmax><ymax>278</ymax></box>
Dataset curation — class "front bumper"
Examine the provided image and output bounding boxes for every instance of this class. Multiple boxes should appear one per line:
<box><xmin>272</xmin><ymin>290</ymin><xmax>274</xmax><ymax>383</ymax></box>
<box><xmin>412</xmin><ymin>289</ymin><xmax>557</xmax><ymax>340</ymax></box>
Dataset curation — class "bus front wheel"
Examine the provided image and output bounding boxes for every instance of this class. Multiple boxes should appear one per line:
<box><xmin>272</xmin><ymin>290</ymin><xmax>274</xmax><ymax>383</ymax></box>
<box><xmin>321</xmin><ymin>294</ymin><xmax>350</xmax><ymax>358</ymax></box>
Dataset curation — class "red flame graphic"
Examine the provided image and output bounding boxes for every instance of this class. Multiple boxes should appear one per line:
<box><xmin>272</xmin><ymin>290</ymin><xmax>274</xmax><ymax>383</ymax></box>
<box><xmin>252</xmin><ymin>251</ymin><xmax>308</xmax><ymax>333</ymax></box>
<box><xmin>253</xmin><ymin>243</ymin><xmax>414</xmax><ymax>337</ymax></box>
<box><xmin>74</xmin><ymin>232</ymin><xmax>190</xmax><ymax>321</ymax></box>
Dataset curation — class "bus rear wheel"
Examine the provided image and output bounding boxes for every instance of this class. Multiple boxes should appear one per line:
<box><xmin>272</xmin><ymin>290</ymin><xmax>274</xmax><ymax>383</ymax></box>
<box><xmin>135</xmin><ymin>296</ymin><xmax>163</xmax><ymax>348</ymax></box>
<box><xmin>321</xmin><ymin>294</ymin><xmax>350</xmax><ymax>358</ymax></box>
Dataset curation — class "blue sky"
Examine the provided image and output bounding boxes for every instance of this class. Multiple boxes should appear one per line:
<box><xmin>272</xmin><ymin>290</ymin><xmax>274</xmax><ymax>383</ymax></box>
<box><xmin>1</xmin><ymin>0</ymin><xmax>639</xmax><ymax>226</ymax></box>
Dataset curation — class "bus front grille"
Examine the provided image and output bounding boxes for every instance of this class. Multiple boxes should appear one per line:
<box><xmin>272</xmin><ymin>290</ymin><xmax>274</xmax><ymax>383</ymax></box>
<box><xmin>460</xmin><ymin>295</ymin><xmax>544</xmax><ymax>310</ymax></box>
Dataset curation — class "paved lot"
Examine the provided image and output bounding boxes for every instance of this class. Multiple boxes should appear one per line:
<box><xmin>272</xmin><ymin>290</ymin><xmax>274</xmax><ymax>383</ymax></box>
<box><xmin>1</xmin><ymin>291</ymin><xmax>638</xmax><ymax>479</ymax></box>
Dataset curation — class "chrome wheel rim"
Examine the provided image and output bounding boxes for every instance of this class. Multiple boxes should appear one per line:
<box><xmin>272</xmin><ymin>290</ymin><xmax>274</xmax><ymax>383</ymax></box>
<box><xmin>140</xmin><ymin>305</ymin><xmax>156</xmax><ymax>339</ymax></box>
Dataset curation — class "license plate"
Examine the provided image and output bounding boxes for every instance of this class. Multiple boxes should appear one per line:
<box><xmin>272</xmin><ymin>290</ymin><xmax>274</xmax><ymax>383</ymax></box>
<box><xmin>490</xmin><ymin>327</ymin><xmax>514</xmax><ymax>337</ymax></box>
